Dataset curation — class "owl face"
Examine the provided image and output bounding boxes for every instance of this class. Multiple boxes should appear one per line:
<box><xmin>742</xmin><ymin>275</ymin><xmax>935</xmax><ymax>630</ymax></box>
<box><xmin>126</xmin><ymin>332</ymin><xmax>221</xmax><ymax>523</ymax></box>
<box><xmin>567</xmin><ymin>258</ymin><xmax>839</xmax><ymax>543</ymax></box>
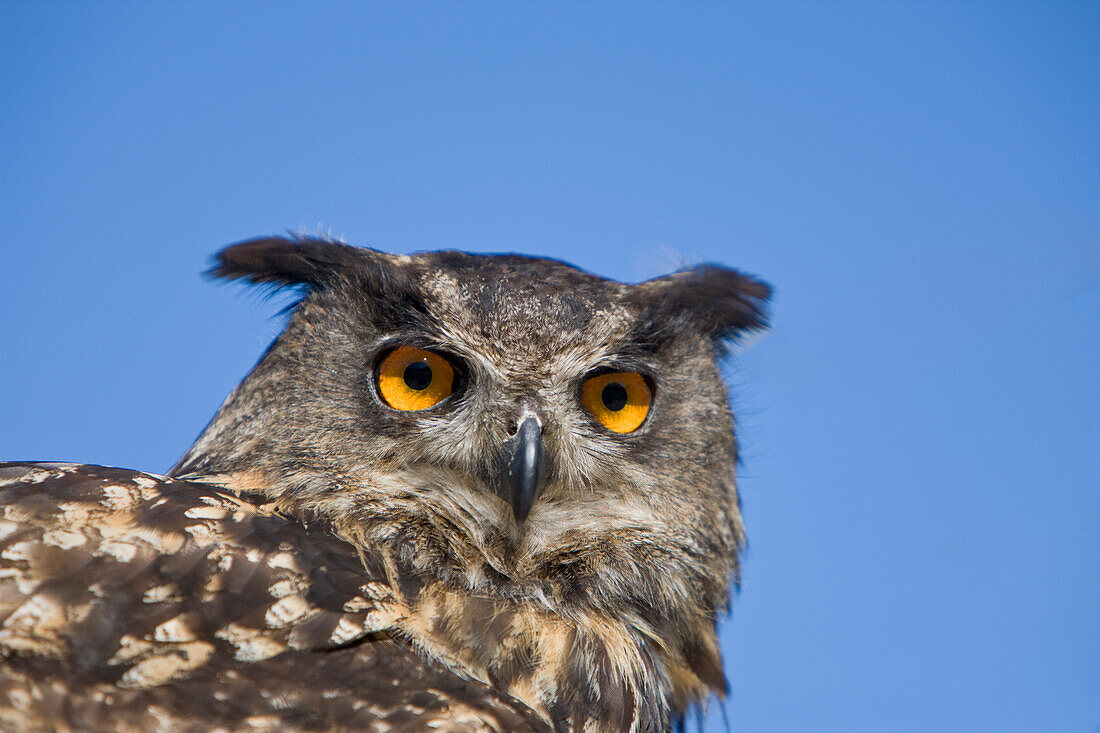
<box><xmin>173</xmin><ymin>237</ymin><xmax>769</xmax><ymax>607</ymax></box>
<box><xmin>163</xmin><ymin>236</ymin><xmax>770</xmax><ymax>729</ymax></box>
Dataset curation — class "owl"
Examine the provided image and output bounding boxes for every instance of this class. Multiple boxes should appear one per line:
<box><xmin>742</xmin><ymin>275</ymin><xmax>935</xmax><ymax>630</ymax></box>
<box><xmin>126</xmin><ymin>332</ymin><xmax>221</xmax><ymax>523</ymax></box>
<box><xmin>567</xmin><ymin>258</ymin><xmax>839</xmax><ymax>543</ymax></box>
<box><xmin>0</xmin><ymin>235</ymin><xmax>770</xmax><ymax>732</ymax></box>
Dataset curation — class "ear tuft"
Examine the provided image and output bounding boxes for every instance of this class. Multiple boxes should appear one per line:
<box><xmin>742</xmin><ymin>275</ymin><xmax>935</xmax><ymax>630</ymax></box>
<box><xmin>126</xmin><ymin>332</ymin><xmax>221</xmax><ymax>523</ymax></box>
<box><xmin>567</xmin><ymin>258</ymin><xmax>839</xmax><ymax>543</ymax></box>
<box><xmin>210</xmin><ymin>235</ymin><xmax>375</xmax><ymax>287</ymax></box>
<box><xmin>674</xmin><ymin>264</ymin><xmax>771</xmax><ymax>339</ymax></box>
<box><xmin>633</xmin><ymin>264</ymin><xmax>772</xmax><ymax>344</ymax></box>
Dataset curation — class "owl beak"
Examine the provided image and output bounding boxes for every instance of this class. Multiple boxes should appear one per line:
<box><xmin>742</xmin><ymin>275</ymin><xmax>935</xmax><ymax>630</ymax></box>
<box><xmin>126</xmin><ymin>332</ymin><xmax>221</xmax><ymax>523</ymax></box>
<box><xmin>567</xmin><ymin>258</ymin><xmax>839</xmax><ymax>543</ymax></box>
<box><xmin>504</xmin><ymin>414</ymin><xmax>547</xmax><ymax>523</ymax></box>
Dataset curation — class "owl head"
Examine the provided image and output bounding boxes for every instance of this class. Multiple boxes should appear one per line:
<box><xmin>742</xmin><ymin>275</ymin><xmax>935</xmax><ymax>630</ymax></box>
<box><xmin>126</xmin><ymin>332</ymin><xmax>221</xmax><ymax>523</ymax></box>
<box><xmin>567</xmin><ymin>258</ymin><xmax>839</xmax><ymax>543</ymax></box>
<box><xmin>172</xmin><ymin>235</ymin><xmax>769</xmax><ymax>721</ymax></box>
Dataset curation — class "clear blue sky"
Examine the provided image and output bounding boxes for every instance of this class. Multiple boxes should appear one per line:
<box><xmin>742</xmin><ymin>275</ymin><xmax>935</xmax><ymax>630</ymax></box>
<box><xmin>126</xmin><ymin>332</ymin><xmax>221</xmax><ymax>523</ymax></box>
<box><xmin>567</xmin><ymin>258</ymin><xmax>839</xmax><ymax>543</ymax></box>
<box><xmin>2</xmin><ymin>2</ymin><xmax>1096</xmax><ymax>731</ymax></box>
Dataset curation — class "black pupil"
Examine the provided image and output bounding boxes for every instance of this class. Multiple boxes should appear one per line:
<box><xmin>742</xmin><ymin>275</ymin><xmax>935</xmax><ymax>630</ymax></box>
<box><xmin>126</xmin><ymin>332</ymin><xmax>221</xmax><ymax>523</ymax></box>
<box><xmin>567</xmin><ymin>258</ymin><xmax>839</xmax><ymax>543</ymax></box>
<box><xmin>403</xmin><ymin>362</ymin><xmax>433</xmax><ymax>391</ymax></box>
<box><xmin>601</xmin><ymin>382</ymin><xmax>629</xmax><ymax>412</ymax></box>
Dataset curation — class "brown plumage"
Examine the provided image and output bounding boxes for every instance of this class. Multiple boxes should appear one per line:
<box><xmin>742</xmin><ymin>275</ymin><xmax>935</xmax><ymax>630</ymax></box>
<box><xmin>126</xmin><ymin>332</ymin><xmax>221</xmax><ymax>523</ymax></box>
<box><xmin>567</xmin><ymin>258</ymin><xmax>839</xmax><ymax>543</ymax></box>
<box><xmin>0</xmin><ymin>236</ymin><xmax>770</xmax><ymax>732</ymax></box>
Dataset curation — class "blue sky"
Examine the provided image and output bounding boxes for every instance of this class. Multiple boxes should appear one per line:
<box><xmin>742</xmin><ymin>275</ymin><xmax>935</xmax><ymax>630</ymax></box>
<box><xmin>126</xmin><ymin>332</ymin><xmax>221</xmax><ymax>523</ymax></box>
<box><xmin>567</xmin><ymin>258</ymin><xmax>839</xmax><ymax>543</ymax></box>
<box><xmin>1</xmin><ymin>2</ymin><xmax>1096</xmax><ymax>730</ymax></box>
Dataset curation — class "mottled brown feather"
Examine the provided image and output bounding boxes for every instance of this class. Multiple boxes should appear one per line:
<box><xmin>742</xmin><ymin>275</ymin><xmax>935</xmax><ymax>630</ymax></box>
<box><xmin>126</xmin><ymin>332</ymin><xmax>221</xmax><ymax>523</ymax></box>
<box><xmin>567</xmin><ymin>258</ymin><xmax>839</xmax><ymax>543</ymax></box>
<box><xmin>0</xmin><ymin>463</ymin><xmax>549</xmax><ymax>732</ymax></box>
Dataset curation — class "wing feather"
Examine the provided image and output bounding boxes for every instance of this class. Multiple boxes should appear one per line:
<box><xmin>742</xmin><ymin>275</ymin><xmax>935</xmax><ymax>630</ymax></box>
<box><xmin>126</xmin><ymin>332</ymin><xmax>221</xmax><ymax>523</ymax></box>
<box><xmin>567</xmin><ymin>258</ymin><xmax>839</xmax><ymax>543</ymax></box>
<box><xmin>0</xmin><ymin>463</ymin><xmax>548</xmax><ymax>732</ymax></box>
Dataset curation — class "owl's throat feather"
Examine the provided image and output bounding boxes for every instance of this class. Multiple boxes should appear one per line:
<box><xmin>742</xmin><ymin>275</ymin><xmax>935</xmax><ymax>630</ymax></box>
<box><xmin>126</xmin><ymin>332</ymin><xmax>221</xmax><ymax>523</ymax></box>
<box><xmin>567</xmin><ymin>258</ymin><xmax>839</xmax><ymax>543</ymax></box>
<box><xmin>324</xmin><ymin>496</ymin><xmax>727</xmax><ymax>732</ymax></box>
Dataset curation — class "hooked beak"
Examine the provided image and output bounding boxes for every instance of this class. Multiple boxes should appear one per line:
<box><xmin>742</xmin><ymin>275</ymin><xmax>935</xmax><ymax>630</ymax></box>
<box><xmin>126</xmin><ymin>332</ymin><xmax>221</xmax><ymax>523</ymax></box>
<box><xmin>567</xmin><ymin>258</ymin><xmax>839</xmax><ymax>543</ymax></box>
<box><xmin>502</xmin><ymin>414</ymin><xmax>547</xmax><ymax>522</ymax></box>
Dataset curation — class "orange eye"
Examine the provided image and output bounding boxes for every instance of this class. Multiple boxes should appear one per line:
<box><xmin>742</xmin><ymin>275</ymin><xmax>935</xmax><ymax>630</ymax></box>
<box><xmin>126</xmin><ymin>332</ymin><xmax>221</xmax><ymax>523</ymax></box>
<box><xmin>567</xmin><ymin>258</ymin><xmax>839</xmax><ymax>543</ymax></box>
<box><xmin>376</xmin><ymin>346</ymin><xmax>455</xmax><ymax>411</ymax></box>
<box><xmin>581</xmin><ymin>371</ymin><xmax>651</xmax><ymax>433</ymax></box>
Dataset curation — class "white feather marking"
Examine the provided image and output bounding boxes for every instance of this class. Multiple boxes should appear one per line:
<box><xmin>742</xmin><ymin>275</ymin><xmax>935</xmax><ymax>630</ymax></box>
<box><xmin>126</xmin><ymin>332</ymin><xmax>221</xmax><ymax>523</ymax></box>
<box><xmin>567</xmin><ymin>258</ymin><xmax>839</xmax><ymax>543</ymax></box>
<box><xmin>96</xmin><ymin>539</ymin><xmax>139</xmax><ymax>563</ymax></box>
<box><xmin>327</xmin><ymin>617</ymin><xmax>364</xmax><ymax>645</ymax></box>
<box><xmin>153</xmin><ymin>615</ymin><xmax>198</xmax><ymax>642</ymax></box>
<box><xmin>266</xmin><ymin>551</ymin><xmax>300</xmax><ymax>572</ymax></box>
<box><xmin>229</xmin><ymin>636</ymin><xmax>286</xmax><ymax>662</ymax></box>
<box><xmin>101</xmin><ymin>483</ymin><xmax>140</xmax><ymax>512</ymax></box>
<box><xmin>264</xmin><ymin>595</ymin><xmax>311</xmax><ymax>628</ymax></box>
<box><xmin>143</xmin><ymin>584</ymin><xmax>181</xmax><ymax>604</ymax></box>
<box><xmin>118</xmin><ymin>641</ymin><xmax>214</xmax><ymax>688</ymax></box>
<box><xmin>0</xmin><ymin>521</ymin><xmax>24</xmax><ymax>541</ymax></box>
<box><xmin>40</xmin><ymin>528</ymin><xmax>87</xmax><ymax>549</ymax></box>
<box><xmin>184</xmin><ymin>505</ymin><xmax>229</xmax><ymax>520</ymax></box>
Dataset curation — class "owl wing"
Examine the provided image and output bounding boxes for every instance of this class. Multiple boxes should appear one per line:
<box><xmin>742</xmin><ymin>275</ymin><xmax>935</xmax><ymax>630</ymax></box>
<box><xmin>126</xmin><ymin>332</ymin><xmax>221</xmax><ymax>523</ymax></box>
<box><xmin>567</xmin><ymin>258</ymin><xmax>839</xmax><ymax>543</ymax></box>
<box><xmin>0</xmin><ymin>463</ymin><xmax>548</xmax><ymax>732</ymax></box>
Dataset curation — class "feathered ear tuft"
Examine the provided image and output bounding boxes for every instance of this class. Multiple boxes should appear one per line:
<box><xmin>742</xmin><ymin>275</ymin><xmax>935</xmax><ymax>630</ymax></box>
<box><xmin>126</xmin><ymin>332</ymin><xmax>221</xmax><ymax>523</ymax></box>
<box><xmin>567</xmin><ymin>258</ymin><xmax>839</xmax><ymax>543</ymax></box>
<box><xmin>632</xmin><ymin>264</ymin><xmax>772</xmax><ymax>344</ymax></box>
<box><xmin>210</xmin><ymin>235</ymin><xmax>381</xmax><ymax>288</ymax></box>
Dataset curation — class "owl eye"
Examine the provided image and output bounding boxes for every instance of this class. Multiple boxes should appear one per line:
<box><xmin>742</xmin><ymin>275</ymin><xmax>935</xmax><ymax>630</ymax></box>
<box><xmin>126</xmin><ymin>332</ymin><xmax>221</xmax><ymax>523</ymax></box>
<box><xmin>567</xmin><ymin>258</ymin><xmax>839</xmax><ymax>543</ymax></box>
<box><xmin>580</xmin><ymin>371</ymin><xmax>651</xmax><ymax>433</ymax></box>
<box><xmin>376</xmin><ymin>346</ymin><xmax>456</xmax><ymax>411</ymax></box>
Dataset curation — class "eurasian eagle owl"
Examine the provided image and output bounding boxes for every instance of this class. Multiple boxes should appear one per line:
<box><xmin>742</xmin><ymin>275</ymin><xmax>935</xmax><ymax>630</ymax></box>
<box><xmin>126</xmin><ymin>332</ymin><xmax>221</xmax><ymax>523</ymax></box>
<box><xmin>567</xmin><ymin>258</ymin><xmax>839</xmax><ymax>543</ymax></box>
<box><xmin>0</xmin><ymin>235</ymin><xmax>770</xmax><ymax>732</ymax></box>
